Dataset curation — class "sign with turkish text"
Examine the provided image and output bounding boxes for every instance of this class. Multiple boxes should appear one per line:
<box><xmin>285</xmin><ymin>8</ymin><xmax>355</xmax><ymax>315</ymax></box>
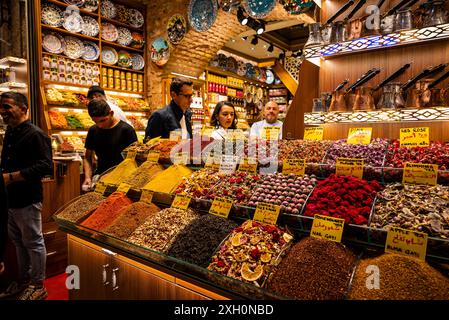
<box><xmin>336</xmin><ymin>158</ymin><xmax>364</xmax><ymax>179</ymax></box>
<box><xmin>304</xmin><ymin>127</ymin><xmax>324</xmax><ymax>141</ymax></box>
<box><xmin>310</xmin><ymin>214</ymin><xmax>345</xmax><ymax>243</ymax></box>
<box><xmin>209</xmin><ymin>197</ymin><xmax>233</xmax><ymax>219</ymax></box>
<box><xmin>94</xmin><ymin>181</ymin><xmax>107</xmax><ymax>194</ymax></box>
<box><xmin>147</xmin><ymin>151</ymin><xmax>160</xmax><ymax>163</ymax></box>
<box><xmin>219</xmin><ymin>155</ymin><xmax>238</xmax><ymax>174</ymax></box>
<box><xmin>402</xmin><ymin>162</ymin><xmax>438</xmax><ymax>186</ymax></box>
<box><xmin>262</xmin><ymin>126</ymin><xmax>281</xmax><ymax>141</ymax></box>
<box><xmin>282</xmin><ymin>159</ymin><xmax>306</xmax><ymax>176</ymax></box>
<box><xmin>238</xmin><ymin>157</ymin><xmax>258</xmax><ymax>174</ymax></box>
<box><xmin>400</xmin><ymin>127</ymin><xmax>430</xmax><ymax>148</ymax></box>
<box><xmin>171</xmin><ymin>194</ymin><xmax>192</xmax><ymax>210</ymax></box>
<box><xmin>385</xmin><ymin>226</ymin><xmax>428</xmax><ymax>261</ymax></box>
<box><xmin>173</xmin><ymin>152</ymin><xmax>189</xmax><ymax>165</ymax></box>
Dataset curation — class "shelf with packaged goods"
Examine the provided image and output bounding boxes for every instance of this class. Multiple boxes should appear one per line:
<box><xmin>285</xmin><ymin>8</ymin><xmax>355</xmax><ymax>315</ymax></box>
<box><xmin>304</xmin><ymin>23</ymin><xmax>449</xmax><ymax>60</ymax></box>
<box><xmin>103</xmin><ymin>64</ymin><xmax>145</xmax><ymax>74</ymax></box>
<box><xmin>44</xmin><ymin>0</ymin><xmax>99</xmax><ymax>18</ymax></box>
<box><xmin>41</xmin><ymin>24</ymin><xmax>100</xmax><ymax>42</ymax></box>
<box><xmin>100</xmin><ymin>16</ymin><xmax>145</xmax><ymax>33</ymax></box>
<box><xmin>0</xmin><ymin>56</ymin><xmax>27</xmax><ymax>66</ymax></box>
<box><xmin>43</xmin><ymin>81</ymin><xmax>144</xmax><ymax>96</ymax></box>
<box><xmin>206</xmin><ymin>66</ymin><xmax>271</xmax><ymax>88</ymax></box>
<box><xmin>0</xmin><ymin>82</ymin><xmax>27</xmax><ymax>89</ymax></box>
<box><xmin>42</xmin><ymin>52</ymin><xmax>101</xmax><ymax>66</ymax></box>
<box><xmin>48</xmin><ymin>104</ymin><xmax>148</xmax><ymax>115</ymax></box>
<box><xmin>101</xmin><ymin>40</ymin><xmax>144</xmax><ymax>54</ymax></box>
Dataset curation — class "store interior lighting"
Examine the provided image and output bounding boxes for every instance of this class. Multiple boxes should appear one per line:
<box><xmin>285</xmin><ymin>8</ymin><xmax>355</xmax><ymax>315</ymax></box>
<box><xmin>256</xmin><ymin>21</ymin><xmax>265</xmax><ymax>35</ymax></box>
<box><xmin>237</xmin><ymin>7</ymin><xmax>248</xmax><ymax>25</ymax></box>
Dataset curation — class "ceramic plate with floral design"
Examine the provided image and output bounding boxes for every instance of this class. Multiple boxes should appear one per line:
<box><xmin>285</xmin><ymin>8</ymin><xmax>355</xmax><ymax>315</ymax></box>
<box><xmin>128</xmin><ymin>8</ymin><xmax>144</xmax><ymax>28</ymax></box>
<box><xmin>81</xmin><ymin>16</ymin><xmax>99</xmax><ymax>37</ymax></box>
<box><xmin>241</xmin><ymin>0</ymin><xmax>276</xmax><ymax>18</ymax></box>
<box><xmin>130</xmin><ymin>53</ymin><xmax>145</xmax><ymax>70</ymax></box>
<box><xmin>82</xmin><ymin>41</ymin><xmax>100</xmax><ymax>61</ymax></box>
<box><xmin>41</xmin><ymin>3</ymin><xmax>64</xmax><ymax>27</ymax></box>
<box><xmin>63</xmin><ymin>36</ymin><xmax>85</xmax><ymax>59</ymax></box>
<box><xmin>117</xmin><ymin>27</ymin><xmax>132</xmax><ymax>46</ymax></box>
<box><xmin>100</xmin><ymin>0</ymin><xmax>117</xmax><ymax>19</ymax></box>
<box><xmin>151</xmin><ymin>37</ymin><xmax>170</xmax><ymax>67</ymax></box>
<box><xmin>117</xmin><ymin>50</ymin><xmax>132</xmax><ymax>68</ymax></box>
<box><xmin>101</xmin><ymin>22</ymin><xmax>119</xmax><ymax>42</ymax></box>
<box><xmin>101</xmin><ymin>46</ymin><xmax>118</xmax><ymax>65</ymax></box>
<box><xmin>167</xmin><ymin>14</ymin><xmax>187</xmax><ymax>45</ymax></box>
<box><xmin>42</xmin><ymin>32</ymin><xmax>66</xmax><ymax>54</ymax></box>
<box><xmin>63</xmin><ymin>13</ymin><xmax>83</xmax><ymax>33</ymax></box>
<box><xmin>187</xmin><ymin>0</ymin><xmax>218</xmax><ymax>32</ymax></box>
<box><xmin>83</xmin><ymin>0</ymin><xmax>98</xmax><ymax>12</ymax></box>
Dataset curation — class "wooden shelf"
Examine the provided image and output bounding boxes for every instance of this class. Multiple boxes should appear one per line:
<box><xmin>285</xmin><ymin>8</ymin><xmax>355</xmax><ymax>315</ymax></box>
<box><xmin>45</xmin><ymin>0</ymin><xmax>99</xmax><ymax>18</ymax></box>
<box><xmin>101</xmin><ymin>40</ymin><xmax>144</xmax><ymax>53</ymax></box>
<box><xmin>103</xmin><ymin>64</ymin><xmax>144</xmax><ymax>74</ymax></box>
<box><xmin>100</xmin><ymin>17</ymin><xmax>144</xmax><ymax>32</ymax></box>
<box><xmin>42</xmin><ymin>24</ymin><xmax>100</xmax><ymax>42</ymax></box>
<box><xmin>206</xmin><ymin>66</ymin><xmax>271</xmax><ymax>88</ymax></box>
<box><xmin>43</xmin><ymin>80</ymin><xmax>93</xmax><ymax>89</ymax></box>
<box><xmin>42</xmin><ymin>52</ymin><xmax>100</xmax><ymax>65</ymax></box>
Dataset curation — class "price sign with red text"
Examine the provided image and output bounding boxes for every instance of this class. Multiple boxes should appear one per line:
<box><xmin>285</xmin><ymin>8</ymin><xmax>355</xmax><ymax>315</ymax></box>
<box><xmin>336</xmin><ymin>158</ymin><xmax>364</xmax><ymax>179</ymax></box>
<box><xmin>400</xmin><ymin>127</ymin><xmax>429</xmax><ymax>148</ymax></box>
<box><xmin>209</xmin><ymin>197</ymin><xmax>233</xmax><ymax>219</ymax></box>
<box><xmin>282</xmin><ymin>159</ymin><xmax>306</xmax><ymax>176</ymax></box>
<box><xmin>304</xmin><ymin>127</ymin><xmax>324</xmax><ymax>141</ymax></box>
<box><xmin>171</xmin><ymin>194</ymin><xmax>192</xmax><ymax>210</ymax></box>
<box><xmin>253</xmin><ymin>202</ymin><xmax>281</xmax><ymax>225</ymax></box>
<box><xmin>402</xmin><ymin>162</ymin><xmax>438</xmax><ymax>186</ymax></box>
<box><xmin>347</xmin><ymin>127</ymin><xmax>372</xmax><ymax>145</ymax></box>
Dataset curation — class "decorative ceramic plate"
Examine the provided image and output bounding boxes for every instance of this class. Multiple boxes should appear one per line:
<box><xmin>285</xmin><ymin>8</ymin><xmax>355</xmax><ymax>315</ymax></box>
<box><xmin>188</xmin><ymin>0</ymin><xmax>218</xmax><ymax>32</ymax></box>
<box><xmin>167</xmin><ymin>14</ymin><xmax>187</xmax><ymax>45</ymax></box>
<box><xmin>101</xmin><ymin>22</ymin><xmax>118</xmax><ymax>42</ymax></box>
<box><xmin>42</xmin><ymin>32</ymin><xmax>65</xmax><ymax>54</ymax></box>
<box><xmin>250</xmin><ymin>85</ymin><xmax>256</xmax><ymax>95</ymax></box>
<box><xmin>63</xmin><ymin>36</ymin><xmax>85</xmax><ymax>59</ymax></box>
<box><xmin>218</xmin><ymin>53</ymin><xmax>227</xmax><ymax>70</ymax></box>
<box><xmin>101</xmin><ymin>46</ymin><xmax>118</xmax><ymax>65</ymax></box>
<box><xmin>64</xmin><ymin>0</ymin><xmax>84</xmax><ymax>6</ymax></box>
<box><xmin>274</xmin><ymin>75</ymin><xmax>281</xmax><ymax>85</ymax></box>
<box><xmin>253</xmin><ymin>66</ymin><xmax>261</xmax><ymax>80</ymax></box>
<box><xmin>63</xmin><ymin>13</ymin><xmax>83</xmax><ymax>33</ymax></box>
<box><xmin>82</xmin><ymin>41</ymin><xmax>100</xmax><ymax>61</ymax></box>
<box><xmin>41</xmin><ymin>3</ymin><xmax>63</xmax><ymax>27</ymax></box>
<box><xmin>218</xmin><ymin>0</ymin><xmax>241</xmax><ymax>12</ymax></box>
<box><xmin>81</xmin><ymin>16</ymin><xmax>99</xmax><ymax>37</ymax></box>
<box><xmin>245</xmin><ymin>92</ymin><xmax>253</xmax><ymax>103</ymax></box>
<box><xmin>128</xmin><ymin>9</ymin><xmax>144</xmax><ymax>28</ymax></box>
<box><xmin>256</xmin><ymin>87</ymin><xmax>264</xmax><ymax>100</ymax></box>
<box><xmin>83</xmin><ymin>0</ymin><xmax>98</xmax><ymax>12</ymax></box>
<box><xmin>101</xmin><ymin>0</ymin><xmax>117</xmax><ymax>19</ymax></box>
<box><xmin>209</xmin><ymin>55</ymin><xmax>219</xmax><ymax>67</ymax></box>
<box><xmin>131</xmin><ymin>32</ymin><xmax>144</xmax><ymax>49</ymax></box>
<box><xmin>265</xmin><ymin>69</ymin><xmax>274</xmax><ymax>84</ymax></box>
<box><xmin>242</xmin><ymin>0</ymin><xmax>276</xmax><ymax>18</ymax></box>
<box><xmin>150</xmin><ymin>37</ymin><xmax>170</xmax><ymax>67</ymax></box>
<box><xmin>116</xmin><ymin>5</ymin><xmax>129</xmax><ymax>23</ymax></box>
<box><xmin>117</xmin><ymin>27</ymin><xmax>132</xmax><ymax>46</ymax></box>
<box><xmin>117</xmin><ymin>50</ymin><xmax>132</xmax><ymax>68</ymax></box>
<box><xmin>130</xmin><ymin>53</ymin><xmax>145</xmax><ymax>70</ymax></box>
<box><xmin>253</xmin><ymin>92</ymin><xmax>260</xmax><ymax>104</ymax></box>
<box><xmin>226</xmin><ymin>56</ymin><xmax>238</xmax><ymax>73</ymax></box>
<box><xmin>246</xmin><ymin>63</ymin><xmax>255</xmax><ymax>79</ymax></box>
<box><xmin>237</xmin><ymin>60</ymin><xmax>247</xmax><ymax>77</ymax></box>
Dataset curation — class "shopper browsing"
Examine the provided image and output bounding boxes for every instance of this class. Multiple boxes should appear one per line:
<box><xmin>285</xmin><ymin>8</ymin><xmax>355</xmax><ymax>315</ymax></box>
<box><xmin>0</xmin><ymin>92</ymin><xmax>53</xmax><ymax>300</ymax></box>
<box><xmin>145</xmin><ymin>77</ymin><xmax>193</xmax><ymax>140</ymax></box>
<box><xmin>87</xmin><ymin>85</ymin><xmax>129</xmax><ymax>125</ymax></box>
<box><xmin>83</xmin><ymin>99</ymin><xmax>137</xmax><ymax>190</ymax></box>
<box><xmin>210</xmin><ymin>101</ymin><xmax>238</xmax><ymax>140</ymax></box>
<box><xmin>250</xmin><ymin>101</ymin><xmax>283</xmax><ymax>139</ymax></box>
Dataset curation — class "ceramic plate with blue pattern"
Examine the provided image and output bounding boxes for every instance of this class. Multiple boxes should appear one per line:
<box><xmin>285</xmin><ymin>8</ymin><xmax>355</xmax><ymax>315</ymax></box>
<box><xmin>188</xmin><ymin>0</ymin><xmax>218</xmax><ymax>32</ymax></box>
<box><xmin>245</xmin><ymin>63</ymin><xmax>255</xmax><ymax>79</ymax></box>
<box><xmin>242</xmin><ymin>0</ymin><xmax>276</xmax><ymax>19</ymax></box>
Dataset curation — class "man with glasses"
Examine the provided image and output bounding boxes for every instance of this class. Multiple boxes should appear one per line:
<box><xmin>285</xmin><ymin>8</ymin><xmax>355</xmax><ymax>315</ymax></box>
<box><xmin>0</xmin><ymin>92</ymin><xmax>52</xmax><ymax>300</ymax></box>
<box><xmin>145</xmin><ymin>77</ymin><xmax>193</xmax><ymax>140</ymax></box>
<box><xmin>82</xmin><ymin>99</ymin><xmax>137</xmax><ymax>191</ymax></box>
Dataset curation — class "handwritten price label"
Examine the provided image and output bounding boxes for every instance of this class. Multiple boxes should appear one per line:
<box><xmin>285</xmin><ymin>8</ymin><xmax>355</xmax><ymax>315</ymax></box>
<box><xmin>94</xmin><ymin>181</ymin><xmax>107</xmax><ymax>194</ymax></box>
<box><xmin>204</xmin><ymin>155</ymin><xmax>221</xmax><ymax>170</ymax></box>
<box><xmin>147</xmin><ymin>151</ymin><xmax>160</xmax><ymax>163</ymax></box>
<box><xmin>402</xmin><ymin>162</ymin><xmax>438</xmax><ymax>186</ymax></box>
<box><xmin>140</xmin><ymin>189</ymin><xmax>154</xmax><ymax>204</ymax></box>
<box><xmin>385</xmin><ymin>226</ymin><xmax>428</xmax><ymax>261</ymax></box>
<box><xmin>126</xmin><ymin>150</ymin><xmax>137</xmax><ymax>160</ymax></box>
<box><xmin>209</xmin><ymin>197</ymin><xmax>233</xmax><ymax>219</ymax></box>
<box><xmin>347</xmin><ymin>127</ymin><xmax>372</xmax><ymax>145</ymax></box>
<box><xmin>173</xmin><ymin>152</ymin><xmax>189</xmax><ymax>165</ymax></box>
<box><xmin>262</xmin><ymin>127</ymin><xmax>281</xmax><ymax>141</ymax></box>
<box><xmin>202</xmin><ymin>126</ymin><xmax>214</xmax><ymax>137</ymax></box>
<box><xmin>400</xmin><ymin>127</ymin><xmax>430</xmax><ymax>148</ymax></box>
<box><xmin>310</xmin><ymin>214</ymin><xmax>345</xmax><ymax>243</ymax></box>
<box><xmin>238</xmin><ymin>158</ymin><xmax>258</xmax><ymax>174</ymax></box>
<box><xmin>253</xmin><ymin>202</ymin><xmax>281</xmax><ymax>225</ymax></box>
<box><xmin>336</xmin><ymin>158</ymin><xmax>364</xmax><ymax>179</ymax></box>
<box><xmin>171</xmin><ymin>194</ymin><xmax>192</xmax><ymax>210</ymax></box>
<box><xmin>282</xmin><ymin>159</ymin><xmax>306</xmax><ymax>176</ymax></box>
<box><xmin>116</xmin><ymin>183</ymin><xmax>131</xmax><ymax>194</ymax></box>
<box><xmin>219</xmin><ymin>155</ymin><xmax>237</xmax><ymax>174</ymax></box>
<box><xmin>304</xmin><ymin>127</ymin><xmax>324</xmax><ymax>141</ymax></box>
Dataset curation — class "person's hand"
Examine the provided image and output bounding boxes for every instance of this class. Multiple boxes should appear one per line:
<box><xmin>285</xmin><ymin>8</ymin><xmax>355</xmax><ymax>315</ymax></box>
<box><xmin>0</xmin><ymin>262</ymin><xmax>5</xmax><ymax>275</ymax></box>
<box><xmin>82</xmin><ymin>178</ymin><xmax>92</xmax><ymax>192</ymax></box>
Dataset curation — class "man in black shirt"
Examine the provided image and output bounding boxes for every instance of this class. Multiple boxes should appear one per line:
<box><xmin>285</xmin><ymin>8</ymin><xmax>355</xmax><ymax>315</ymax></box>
<box><xmin>0</xmin><ymin>92</ymin><xmax>52</xmax><ymax>300</ymax></box>
<box><xmin>145</xmin><ymin>77</ymin><xmax>193</xmax><ymax>140</ymax></box>
<box><xmin>83</xmin><ymin>98</ymin><xmax>137</xmax><ymax>190</ymax></box>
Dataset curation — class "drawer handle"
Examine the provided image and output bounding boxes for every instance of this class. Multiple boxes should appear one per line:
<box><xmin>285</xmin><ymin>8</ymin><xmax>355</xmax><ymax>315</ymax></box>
<box><xmin>102</xmin><ymin>264</ymin><xmax>109</xmax><ymax>286</ymax></box>
<box><xmin>101</xmin><ymin>248</ymin><xmax>116</xmax><ymax>256</ymax></box>
<box><xmin>44</xmin><ymin>230</ymin><xmax>57</xmax><ymax>236</ymax></box>
<box><xmin>112</xmin><ymin>267</ymin><xmax>119</xmax><ymax>291</ymax></box>
<box><xmin>46</xmin><ymin>251</ymin><xmax>57</xmax><ymax>257</ymax></box>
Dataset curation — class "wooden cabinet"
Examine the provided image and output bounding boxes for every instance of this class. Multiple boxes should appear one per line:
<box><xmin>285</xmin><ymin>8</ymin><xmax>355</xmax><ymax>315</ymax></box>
<box><xmin>67</xmin><ymin>235</ymin><xmax>226</xmax><ymax>300</ymax></box>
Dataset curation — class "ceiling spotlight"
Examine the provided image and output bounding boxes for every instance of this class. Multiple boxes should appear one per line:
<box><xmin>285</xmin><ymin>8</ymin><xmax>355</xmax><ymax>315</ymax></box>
<box><xmin>256</xmin><ymin>21</ymin><xmax>265</xmax><ymax>35</ymax></box>
<box><xmin>237</xmin><ymin>7</ymin><xmax>248</xmax><ymax>26</ymax></box>
<box><xmin>251</xmin><ymin>36</ymin><xmax>258</xmax><ymax>45</ymax></box>
<box><xmin>267</xmin><ymin>44</ymin><xmax>274</xmax><ymax>53</ymax></box>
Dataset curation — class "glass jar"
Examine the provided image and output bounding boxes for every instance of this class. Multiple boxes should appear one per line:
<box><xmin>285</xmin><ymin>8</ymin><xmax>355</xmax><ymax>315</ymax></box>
<box><xmin>305</xmin><ymin>23</ymin><xmax>323</xmax><ymax>48</ymax></box>
<box><xmin>394</xmin><ymin>9</ymin><xmax>413</xmax><ymax>32</ymax></box>
<box><xmin>423</xmin><ymin>0</ymin><xmax>448</xmax><ymax>27</ymax></box>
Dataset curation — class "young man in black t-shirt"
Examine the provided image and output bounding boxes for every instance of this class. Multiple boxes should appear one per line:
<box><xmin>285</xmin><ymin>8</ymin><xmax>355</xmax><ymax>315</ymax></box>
<box><xmin>83</xmin><ymin>99</ymin><xmax>137</xmax><ymax>190</ymax></box>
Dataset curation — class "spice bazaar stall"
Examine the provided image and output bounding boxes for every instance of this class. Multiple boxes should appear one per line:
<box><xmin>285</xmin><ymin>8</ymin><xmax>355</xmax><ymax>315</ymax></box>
<box><xmin>49</xmin><ymin>0</ymin><xmax>449</xmax><ymax>300</ymax></box>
